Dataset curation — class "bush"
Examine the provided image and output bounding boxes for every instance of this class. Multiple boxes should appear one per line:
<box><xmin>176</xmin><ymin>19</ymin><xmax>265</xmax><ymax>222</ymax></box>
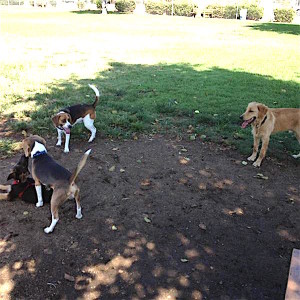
<box><xmin>146</xmin><ymin>1</ymin><xmax>196</xmax><ymax>17</ymax></box>
<box><xmin>207</xmin><ymin>4</ymin><xmax>262</xmax><ymax>20</ymax></box>
<box><xmin>223</xmin><ymin>5</ymin><xmax>237</xmax><ymax>19</ymax></box>
<box><xmin>242</xmin><ymin>4</ymin><xmax>263</xmax><ymax>21</ymax></box>
<box><xmin>173</xmin><ymin>3</ymin><xmax>196</xmax><ymax>17</ymax></box>
<box><xmin>274</xmin><ymin>8</ymin><xmax>295</xmax><ymax>23</ymax></box>
<box><xmin>115</xmin><ymin>0</ymin><xmax>136</xmax><ymax>13</ymax></box>
<box><xmin>145</xmin><ymin>1</ymin><xmax>169</xmax><ymax>15</ymax></box>
<box><xmin>207</xmin><ymin>5</ymin><xmax>225</xmax><ymax>18</ymax></box>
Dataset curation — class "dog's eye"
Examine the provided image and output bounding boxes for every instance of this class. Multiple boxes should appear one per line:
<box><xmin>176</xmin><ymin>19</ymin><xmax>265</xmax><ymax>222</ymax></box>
<box><xmin>249</xmin><ymin>110</ymin><xmax>253</xmax><ymax>113</ymax></box>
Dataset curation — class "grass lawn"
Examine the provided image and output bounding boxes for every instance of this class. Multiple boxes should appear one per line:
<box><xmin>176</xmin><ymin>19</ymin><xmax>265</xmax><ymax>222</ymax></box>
<box><xmin>1</xmin><ymin>7</ymin><xmax>299</xmax><ymax>157</ymax></box>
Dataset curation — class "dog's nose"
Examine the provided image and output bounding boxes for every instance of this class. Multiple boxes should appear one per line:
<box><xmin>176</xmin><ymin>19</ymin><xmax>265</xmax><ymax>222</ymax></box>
<box><xmin>68</xmin><ymin>125</ymin><xmax>72</xmax><ymax>129</ymax></box>
<box><xmin>239</xmin><ymin>115</ymin><xmax>244</xmax><ymax>120</ymax></box>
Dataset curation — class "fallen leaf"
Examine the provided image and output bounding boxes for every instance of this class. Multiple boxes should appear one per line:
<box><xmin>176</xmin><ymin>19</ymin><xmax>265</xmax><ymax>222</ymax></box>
<box><xmin>120</xmin><ymin>168</ymin><xmax>125</xmax><ymax>173</ymax></box>
<box><xmin>112</xmin><ymin>225</ymin><xmax>117</xmax><ymax>231</ymax></box>
<box><xmin>200</xmin><ymin>135</ymin><xmax>207</xmax><ymax>139</ymax></box>
<box><xmin>64</xmin><ymin>273</ymin><xmax>75</xmax><ymax>282</ymax></box>
<box><xmin>23</xmin><ymin>211</ymin><xmax>29</xmax><ymax>215</ymax></box>
<box><xmin>241</xmin><ymin>161</ymin><xmax>248</xmax><ymax>166</ymax></box>
<box><xmin>194</xmin><ymin>110</ymin><xmax>200</xmax><ymax>114</ymax></box>
<box><xmin>144</xmin><ymin>216</ymin><xmax>151</xmax><ymax>223</ymax></box>
<box><xmin>112</xmin><ymin>147</ymin><xmax>119</xmax><ymax>151</ymax></box>
<box><xmin>199</xmin><ymin>223</ymin><xmax>207</xmax><ymax>230</ymax></box>
<box><xmin>180</xmin><ymin>258</ymin><xmax>188</xmax><ymax>263</ymax></box>
<box><xmin>189</xmin><ymin>134</ymin><xmax>196</xmax><ymax>141</ymax></box>
<box><xmin>109</xmin><ymin>166</ymin><xmax>116</xmax><ymax>172</ymax></box>
<box><xmin>254</xmin><ymin>173</ymin><xmax>268</xmax><ymax>180</ymax></box>
<box><xmin>141</xmin><ymin>179</ymin><xmax>151</xmax><ymax>186</ymax></box>
<box><xmin>43</xmin><ymin>248</ymin><xmax>53</xmax><ymax>255</ymax></box>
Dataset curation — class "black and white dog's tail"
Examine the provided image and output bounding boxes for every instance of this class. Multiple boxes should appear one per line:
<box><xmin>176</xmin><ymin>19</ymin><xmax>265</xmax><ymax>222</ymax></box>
<box><xmin>88</xmin><ymin>84</ymin><xmax>100</xmax><ymax>108</ymax></box>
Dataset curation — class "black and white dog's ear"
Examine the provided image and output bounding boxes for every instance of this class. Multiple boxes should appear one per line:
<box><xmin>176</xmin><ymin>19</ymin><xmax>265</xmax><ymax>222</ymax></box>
<box><xmin>7</xmin><ymin>172</ymin><xmax>16</xmax><ymax>181</ymax></box>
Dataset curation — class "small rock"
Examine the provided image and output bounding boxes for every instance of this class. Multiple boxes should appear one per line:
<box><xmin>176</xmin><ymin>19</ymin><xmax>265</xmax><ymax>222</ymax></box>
<box><xmin>64</xmin><ymin>273</ymin><xmax>75</xmax><ymax>282</ymax></box>
<box><xmin>44</xmin><ymin>248</ymin><xmax>53</xmax><ymax>255</ymax></box>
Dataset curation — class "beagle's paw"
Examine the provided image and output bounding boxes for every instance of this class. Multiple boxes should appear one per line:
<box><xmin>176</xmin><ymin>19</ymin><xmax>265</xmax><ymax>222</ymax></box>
<box><xmin>64</xmin><ymin>148</ymin><xmax>70</xmax><ymax>153</ymax></box>
<box><xmin>44</xmin><ymin>227</ymin><xmax>53</xmax><ymax>234</ymax></box>
<box><xmin>76</xmin><ymin>213</ymin><xmax>83</xmax><ymax>219</ymax></box>
<box><xmin>36</xmin><ymin>201</ymin><xmax>43</xmax><ymax>207</ymax></box>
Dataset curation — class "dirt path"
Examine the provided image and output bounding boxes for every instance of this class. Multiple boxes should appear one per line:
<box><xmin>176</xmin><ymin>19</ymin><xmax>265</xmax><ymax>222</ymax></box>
<box><xmin>0</xmin><ymin>136</ymin><xmax>299</xmax><ymax>300</ymax></box>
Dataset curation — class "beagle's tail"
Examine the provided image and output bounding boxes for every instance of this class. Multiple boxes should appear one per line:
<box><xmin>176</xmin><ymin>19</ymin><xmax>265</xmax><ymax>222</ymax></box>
<box><xmin>88</xmin><ymin>84</ymin><xmax>100</xmax><ymax>108</ymax></box>
<box><xmin>69</xmin><ymin>149</ymin><xmax>91</xmax><ymax>184</ymax></box>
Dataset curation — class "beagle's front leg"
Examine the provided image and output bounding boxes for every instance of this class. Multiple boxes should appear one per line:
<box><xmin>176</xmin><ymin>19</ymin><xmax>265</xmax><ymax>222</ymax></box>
<box><xmin>56</xmin><ymin>128</ymin><xmax>63</xmax><ymax>146</ymax></box>
<box><xmin>35</xmin><ymin>183</ymin><xmax>44</xmax><ymax>207</ymax></box>
<box><xmin>64</xmin><ymin>133</ymin><xmax>70</xmax><ymax>153</ymax></box>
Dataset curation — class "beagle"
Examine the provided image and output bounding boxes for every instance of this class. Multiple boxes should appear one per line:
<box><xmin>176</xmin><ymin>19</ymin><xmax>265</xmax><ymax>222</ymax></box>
<box><xmin>52</xmin><ymin>84</ymin><xmax>100</xmax><ymax>153</ymax></box>
<box><xmin>0</xmin><ymin>154</ymin><xmax>52</xmax><ymax>203</ymax></box>
<box><xmin>22</xmin><ymin>135</ymin><xmax>91</xmax><ymax>233</ymax></box>
<box><xmin>240</xmin><ymin>102</ymin><xmax>300</xmax><ymax>167</ymax></box>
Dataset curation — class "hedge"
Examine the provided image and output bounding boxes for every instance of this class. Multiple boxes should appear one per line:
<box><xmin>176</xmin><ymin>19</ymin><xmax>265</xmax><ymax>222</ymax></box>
<box><xmin>145</xmin><ymin>1</ymin><xmax>196</xmax><ymax>17</ymax></box>
<box><xmin>274</xmin><ymin>8</ymin><xmax>295</xmax><ymax>23</ymax></box>
<box><xmin>207</xmin><ymin>4</ymin><xmax>263</xmax><ymax>21</ymax></box>
<box><xmin>115</xmin><ymin>0</ymin><xmax>135</xmax><ymax>12</ymax></box>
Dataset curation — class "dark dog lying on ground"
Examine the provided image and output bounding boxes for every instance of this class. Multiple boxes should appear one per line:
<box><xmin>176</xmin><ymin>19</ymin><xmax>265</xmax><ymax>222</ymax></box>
<box><xmin>0</xmin><ymin>154</ymin><xmax>52</xmax><ymax>203</ymax></box>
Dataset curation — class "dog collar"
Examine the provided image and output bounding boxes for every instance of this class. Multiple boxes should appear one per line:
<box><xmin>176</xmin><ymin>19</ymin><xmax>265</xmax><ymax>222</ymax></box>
<box><xmin>32</xmin><ymin>150</ymin><xmax>47</xmax><ymax>158</ymax></box>
<box><xmin>261</xmin><ymin>115</ymin><xmax>267</xmax><ymax>126</ymax></box>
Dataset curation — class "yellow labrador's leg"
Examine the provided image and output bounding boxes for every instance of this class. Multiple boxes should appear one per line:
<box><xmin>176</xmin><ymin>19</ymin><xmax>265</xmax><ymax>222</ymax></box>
<box><xmin>253</xmin><ymin>137</ymin><xmax>270</xmax><ymax>167</ymax></box>
<box><xmin>248</xmin><ymin>135</ymin><xmax>260</xmax><ymax>162</ymax></box>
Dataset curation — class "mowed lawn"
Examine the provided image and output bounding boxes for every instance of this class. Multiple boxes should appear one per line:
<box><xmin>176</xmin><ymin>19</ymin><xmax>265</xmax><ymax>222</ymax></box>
<box><xmin>1</xmin><ymin>8</ymin><xmax>299</xmax><ymax>157</ymax></box>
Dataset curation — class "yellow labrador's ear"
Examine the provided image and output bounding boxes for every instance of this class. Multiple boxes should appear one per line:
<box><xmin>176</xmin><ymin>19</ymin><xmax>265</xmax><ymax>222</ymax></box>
<box><xmin>52</xmin><ymin>115</ymin><xmax>60</xmax><ymax>126</ymax></box>
<box><xmin>257</xmin><ymin>104</ymin><xmax>268</xmax><ymax>120</ymax></box>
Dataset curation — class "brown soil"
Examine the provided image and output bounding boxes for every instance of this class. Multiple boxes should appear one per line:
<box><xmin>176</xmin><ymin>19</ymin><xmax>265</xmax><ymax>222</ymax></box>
<box><xmin>0</xmin><ymin>136</ymin><xmax>299</xmax><ymax>300</ymax></box>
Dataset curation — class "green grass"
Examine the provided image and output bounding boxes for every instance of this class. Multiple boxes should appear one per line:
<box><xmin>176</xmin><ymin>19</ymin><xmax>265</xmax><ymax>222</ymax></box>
<box><xmin>1</xmin><ymin>8</ymin><xmax>299</xmax><ymax>157</ymax></box>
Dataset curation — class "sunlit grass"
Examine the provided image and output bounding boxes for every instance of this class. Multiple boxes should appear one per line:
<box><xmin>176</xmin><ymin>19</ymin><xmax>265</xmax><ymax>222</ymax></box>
<box><xmin>0</xmin><ymin>8</ymin><xmax>299</xmax><ymax>157</ymax></box>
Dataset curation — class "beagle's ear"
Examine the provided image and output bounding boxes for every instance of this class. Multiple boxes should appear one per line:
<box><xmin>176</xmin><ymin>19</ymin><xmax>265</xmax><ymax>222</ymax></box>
<box><xmin>22</xmin><ymin>139</ymin><xmax>31</xmax><ymax>158</ymax></box>
<box><xmin>33</xmin><ymin>135</ymin><xmax>46</xmax><ymax>146</ymax></box>
<box><xmin>7</xmin><ymin>172</ymin><xmax>16</xmax><ymax>181</ymax></box>
<box><xmin>52</xmin><ymin>115</ymin><xmax>60</xmax><ymax>126</ymax></box>
<box><xmin>257</xmin><ymin>104</ymin><xmax>268</xmax><ymax>120</ymax></box>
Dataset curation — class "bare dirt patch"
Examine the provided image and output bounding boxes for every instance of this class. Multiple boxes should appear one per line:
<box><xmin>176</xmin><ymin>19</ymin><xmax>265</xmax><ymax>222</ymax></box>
<box><xmin>0</xmin><ymin>136</ymin><xmax>299</xmax><ymax>299</ymax></box>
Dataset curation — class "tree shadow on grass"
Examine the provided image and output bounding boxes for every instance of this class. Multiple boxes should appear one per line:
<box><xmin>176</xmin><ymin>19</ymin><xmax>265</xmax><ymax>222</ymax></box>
<box><xmin>10</xmin><ymin>62</ymin><xmax>299</xmax><ymax>159</ymax></box>
<box><xmin>247</xmin><ymin>23</ymin><xmax>300</xmax><ymax>35</ymax></box>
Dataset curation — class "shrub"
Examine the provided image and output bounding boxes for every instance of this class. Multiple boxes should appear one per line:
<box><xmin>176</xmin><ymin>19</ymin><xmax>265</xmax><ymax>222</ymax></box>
<box><xmin>145</xmin><ymin>1</ymin><xmax>169</xmax><ymax>15</ymax></box>
<box><xmin>115</xmin><ymin>0</ymin><xmax>136</xmax><ymax>13</ymax></box>
<box><xmin>223</xmin><ymin>5</ymin><xmax>237</xmax><ymax>19</ymax></box>
<box><xmin>207</xmin><ymin>4</ymin><xmax>263</xmax><ymax>20</ymax></box>
<box><xmin>207</xmin><ymin>5</ymin><xmax>225</xmax><ymax>18</ymax></box>
<box><xmin>173</xmin><ymin>3</ymin><xmax>196</xmax><ymax>17</ymax></box>
<box><xmin>242</xmin><ymin>4</ymin><xmax>263</xmax><ymax>21</ymax></box>
<box><xmin>274</xmin><ymin>8</ymin><xmax>295</xmax><ymax>23</ymax></box>
<box><xmin>146</xmin><ymin>1</ymin><xmax>196</xmax><ymax>16</ymax></box>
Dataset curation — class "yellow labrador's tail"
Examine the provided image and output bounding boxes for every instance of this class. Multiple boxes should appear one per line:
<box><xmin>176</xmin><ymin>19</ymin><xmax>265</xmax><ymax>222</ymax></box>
<box><xmin>69</xmin><ymin>149</ymin><xmax>91</xmax><ymax>184</ymax></box>
<box><xmin>88</xmin><ymin>84</ymin><xmax>100</xmax><ymax>108</ymax></box>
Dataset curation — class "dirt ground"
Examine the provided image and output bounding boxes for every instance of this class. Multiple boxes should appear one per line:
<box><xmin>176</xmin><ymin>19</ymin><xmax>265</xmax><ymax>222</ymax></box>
<box><xmin>0</xmin><ymin>135</ymin><xmax>299</xmax><ymax>300</ymax></box>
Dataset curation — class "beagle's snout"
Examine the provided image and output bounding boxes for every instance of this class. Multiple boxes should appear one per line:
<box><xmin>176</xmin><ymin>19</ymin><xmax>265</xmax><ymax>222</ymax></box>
<box><xmin>68</xmin><ymin>125</ymin><xmax>72</xmax><ymax>129</ymax></box>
